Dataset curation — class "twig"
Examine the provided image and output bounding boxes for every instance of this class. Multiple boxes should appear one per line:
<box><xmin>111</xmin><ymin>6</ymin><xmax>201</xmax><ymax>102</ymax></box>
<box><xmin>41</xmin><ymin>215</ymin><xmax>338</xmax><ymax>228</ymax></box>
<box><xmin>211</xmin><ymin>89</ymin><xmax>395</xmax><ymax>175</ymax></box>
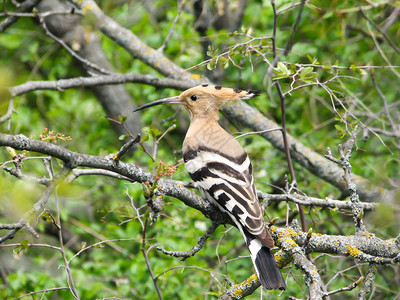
<box><xmin>261</xmin><ymin>192</ymin><xmax>377</xmax><ymax>211</ymax></box>
<box><xmin>277</xmin><ymin>1</ymin><xmax>308</xmax><ymax>15</ymax></box>
<box><xmin>359</xmin><ymin>8</ymin><xmax>400</xmax><ymax>55</ymax></box>
<box><xmin>152</xmin><ymin>123</ymin><xmax>177</xmax><ymax>161</ymax></box>
<box><xmin>370</xmin><ymin>72</ymin><xmax>400</xmax><ymax>153</ymax></box>
<box><xmin>113</xmin><ymin>134</ymin><xmax>141</xmax><ymax>161</ymax></box>
<box><xmin>158</xmin><ymin>0</ymin><xmax>185</xmax><ymax>52</ymax></box>
<box><xmin>67</xmin><ymin>168</ymin><xmax>134</xmax><ymax>182</ymax></box>
<box><xmin>0</xmin><ymin>0</ymin><xmax>40</xmax><ymax>32</ymax></box>
<box><xmin>335</xmin><ymin>0</ymin><xmax>391</xmax><ymax>14</ymax></box>
<box><xmin>234</xmin><ymin>127</ymin><xmax>282</xmax><ymax>139</ymax></box>
<box><xmin>157</xmin><ymin>222</ymin><xmax>218</xmax><ymax>261</ymax></box>
<box><xmin>283</xmin><ymin>0</ymin><xmax>306</xmax><ymax>56</ymax></box>
<box><xmin>11</xmin><ymin>287</ymin><xmax>70</xmax><ymax>300</ymax></box>
<box><xmin>0</xmin><ymin>10</ymin><xmax>83</xmax><ymax>18</ymax></box>
<box><xmin>141</xmin><ymin>219</ymin><xmax>164</xmax><ymax>300</ymax></box>
<box><xmin>0</xmin><ymin>223</ymin><xmax>24</xmax><ymax>230</ymax></box>
<box><xmin>54</xmin><ymin>173</ymin><xmax>80</xmax><ymax>299</ymax></box>
<box><xmin>323</xmin><ymin>277</ymin><xmax>362</xmax><ymax>296</ymax></box>
<box><xmin>325</xmin><ymin>126</ymin><xmax>367</xmax><ymax>234</ymax></box>
<box><xmin>155</xmin><ymin>265</ymin><xmax>222</xmax><ymax>285</ymax></box>
<box><xmin>366</xmin><ymin>22</ymin><xmax>400</xmax><ymax>79</ymax></box>
<box><xmin>2</xmin><ymin>164</ymin><xmax>51</xmax><ymax>186</ymax></box>
<box><xmin>357</xmin><ymin>263</ymin><xmax>377</xmax><ymax>299</ymax></box>
<box><xmin>37</xmin><ymin>13</ymin><xmax>110</xmax><ymax>75</ymax></box>
<box><xmin>345</xmin><ymin>245</ymin><xmax>397</xmax><ymax>264</ymax></box>
<box><xmin>69</xmin><ymin>218</ymin><xmax>126</xmax><ymax>255</ymax></box>
<box><xmin>275</xmin><ymin>222</ymin><xmax>323</xmax><ymax>299</ymax></box>
<box><xmin>67</xmin><ymin>238</ymin><xmax>139</xmax><ymax>264</ymax></box>
<box><xmin>0</xmin><ymin>98</ymin><xmax>15</xmax><ymax>124</ymax></box>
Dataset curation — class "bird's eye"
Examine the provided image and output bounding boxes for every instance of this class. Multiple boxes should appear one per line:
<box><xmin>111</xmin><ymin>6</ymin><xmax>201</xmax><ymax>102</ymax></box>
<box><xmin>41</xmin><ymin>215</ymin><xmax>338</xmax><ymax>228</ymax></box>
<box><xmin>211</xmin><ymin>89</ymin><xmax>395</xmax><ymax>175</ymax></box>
<box><xmin>190</xmin><ymin>95</ymin><xmax>198</xmax><ymax>101</ymax></box>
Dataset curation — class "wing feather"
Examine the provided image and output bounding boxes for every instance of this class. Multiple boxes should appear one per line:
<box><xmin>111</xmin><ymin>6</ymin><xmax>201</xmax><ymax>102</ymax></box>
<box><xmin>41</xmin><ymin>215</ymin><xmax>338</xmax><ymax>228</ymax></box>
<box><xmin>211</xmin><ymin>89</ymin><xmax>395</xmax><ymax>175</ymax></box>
<box><xmin>185</xmin><ymin>148</ymin><xmax>272</xmax><ymax>245</ymax></box>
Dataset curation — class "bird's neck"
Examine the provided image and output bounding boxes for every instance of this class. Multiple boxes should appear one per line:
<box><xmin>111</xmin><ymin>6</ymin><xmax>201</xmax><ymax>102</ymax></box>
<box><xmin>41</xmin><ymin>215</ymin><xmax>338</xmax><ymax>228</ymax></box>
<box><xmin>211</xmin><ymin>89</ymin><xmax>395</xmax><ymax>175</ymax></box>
<box><xmin>185</xmin><ymin>117</ymin><xmax>222</xmax><ymax>140</ymax></box>
<box><xmin>184</xmin><ymin>115</ymin><xmax>238</xmax><ymax>151</ymax></box>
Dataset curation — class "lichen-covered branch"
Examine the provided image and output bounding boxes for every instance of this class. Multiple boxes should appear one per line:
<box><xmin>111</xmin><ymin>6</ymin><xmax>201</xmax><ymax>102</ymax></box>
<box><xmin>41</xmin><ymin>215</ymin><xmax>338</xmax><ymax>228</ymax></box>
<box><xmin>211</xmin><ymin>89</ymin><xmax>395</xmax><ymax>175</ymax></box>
<box><xmin>357</xmin><ymin>264</ymin><xmax>378</xmax><ymax>300</ymax></box>
<box><xmin>325</xmin><ymin>127</ymin><xmax>366</xmax><ymax>234</ymax></box>
<box><xmin>218</xmin><ymin>275</ymin><xmax>261</xmax><ymax>300</ymax></box>
<box><xmin>0</xmin><ymin>133</ymin><xmax>230</xmax><ymax>226</ymax></box>
<box><xmin>272</xmin><ymin>220</ymin><xmax>399</xmax><ymax>260</ymax></box>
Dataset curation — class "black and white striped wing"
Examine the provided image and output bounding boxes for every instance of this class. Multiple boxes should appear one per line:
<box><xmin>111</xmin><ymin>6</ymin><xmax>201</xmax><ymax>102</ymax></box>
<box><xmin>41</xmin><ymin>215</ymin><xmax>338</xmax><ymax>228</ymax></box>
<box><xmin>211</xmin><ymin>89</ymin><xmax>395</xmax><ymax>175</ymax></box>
<box><xmin>183</xmin><ymin>146</ymin><xmax>267</xmax><ymax>240</ymax></box>
<box><xmin>183</xmin><ymin>145</ymin><xmax>286</xmax><ymax>290</ymax></box>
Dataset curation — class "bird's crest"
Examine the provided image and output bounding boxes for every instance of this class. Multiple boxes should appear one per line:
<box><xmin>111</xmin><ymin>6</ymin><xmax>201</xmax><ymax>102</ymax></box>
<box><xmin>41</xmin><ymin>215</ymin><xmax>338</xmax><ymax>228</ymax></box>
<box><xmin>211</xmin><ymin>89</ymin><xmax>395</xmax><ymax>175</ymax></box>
<box><xmin>180</xmin><ymin>84</ymin><xmax>261</xmax><ymax>102</ymax></box>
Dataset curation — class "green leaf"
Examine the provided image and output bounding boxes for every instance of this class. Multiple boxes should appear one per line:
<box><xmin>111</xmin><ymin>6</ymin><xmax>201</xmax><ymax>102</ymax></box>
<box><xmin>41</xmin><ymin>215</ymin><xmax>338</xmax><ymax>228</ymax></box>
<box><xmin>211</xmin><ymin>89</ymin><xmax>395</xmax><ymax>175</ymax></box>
<box><xmin>273</xmin><ymin>62</ymin><xmax>291</xmax><ymax>80</ymax></box>
<box><xmin>335</xmin><ymin>124</ymin><xmax>346</xmax><ymax>138</ymax></box>
<box><xmin>223</xmin><ymin>59</ymin><xmax>230</xmax><ymax>69</ymax></box>
<box><xmin>300</xmin><ymin>67</ymin><xmax>314</xmax><ymax>77</ymax></box>
<box><xmin>118</xmin><ymin>134</ymin><xmax>130</xmax><ymax>140</ymax></box>
<box><xmin>118</xmin><ymin>115</ymin><xmax>127</xmax><ymax>123</ymax></box>
<box><xmin>141</xmin><ymin>134</ymin><xmax>149</xmax><ymax>142</ymax></box>
<box><xmin>277</xmin><ymin>62</ymin><xmax>289</xmax><ymax>74</ymax></box>
<box><xmin>206</xmin><ymin>44</ymin><xmax>217</xmax><ymax>57</ymax></box>
<box><xmin>207</xmin><ymin>59</ymin><xmax>216</xmax><ymax>71</ymax></box>
<box><xmin>299</xmin><ymin>67</ymin><xmax>318</xmax><ymax>83</ymax></box>
<box><xmin>148</xmin><ymin>125</ymin><xmax>162</xmax><ymax>137</ymax></box>
<box><xmin>20</xmin><ymin>240</ymin><xmax>29</xmax><ymax>249</ymax></box>
<box><xmin>40</xmin><ymin>210</ymin><xmax>52</xmax><ymax>223</ymax></box>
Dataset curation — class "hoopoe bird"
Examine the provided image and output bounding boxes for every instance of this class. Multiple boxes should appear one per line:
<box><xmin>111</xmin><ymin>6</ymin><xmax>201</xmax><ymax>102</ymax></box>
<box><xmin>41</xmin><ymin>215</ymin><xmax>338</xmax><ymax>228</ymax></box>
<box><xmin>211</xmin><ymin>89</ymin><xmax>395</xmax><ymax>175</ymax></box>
<box><xmin>134</xmin><ymin>84</ymin><xmax>286</xmax><ymax>290</ymax></box>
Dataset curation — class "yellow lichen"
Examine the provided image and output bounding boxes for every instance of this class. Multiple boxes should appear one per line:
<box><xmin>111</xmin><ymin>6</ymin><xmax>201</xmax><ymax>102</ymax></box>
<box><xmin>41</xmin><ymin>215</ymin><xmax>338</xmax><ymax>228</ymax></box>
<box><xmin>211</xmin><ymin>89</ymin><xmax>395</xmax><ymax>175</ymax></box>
<box><xmin>190</xmin><ymin>74</ymin><xmax>202</xmax><ymax>79</ymax></box>
<box><xmin>248</xmin><ymin>274</ymin><xmax>258</xmax><ymax>283</ymax></box>
<box><xmin>82</xmin><ymin>4</ymin><xmax>92</xmax><ymax>13</ymax></box>
<box><xmin>231</xmin><ymin>286</ymin><xmax>244</xmax><ymax>297</ymax></box>
<box><xmin>345</xmin><ymin>245</ymin><xmax>362</xmax><ymax>257</ymax></box>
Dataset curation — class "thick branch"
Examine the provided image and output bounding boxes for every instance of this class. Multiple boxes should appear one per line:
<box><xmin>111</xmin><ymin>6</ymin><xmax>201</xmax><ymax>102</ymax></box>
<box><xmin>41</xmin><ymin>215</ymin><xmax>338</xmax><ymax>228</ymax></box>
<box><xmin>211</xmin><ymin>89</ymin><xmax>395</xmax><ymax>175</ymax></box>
<box><xmin>272</xmin><ymin>221</ymin><xmax>399</xmax><ymax>259</ymax></box>
<box><xmin>0</xmin><ymin>133</ymin><xmax>230</xmax><ymax>226</ymax></box>
<box><xmin>70</xmin><ymin>0</ymin><xmax>201</xmax><ymax>82</ymax></box>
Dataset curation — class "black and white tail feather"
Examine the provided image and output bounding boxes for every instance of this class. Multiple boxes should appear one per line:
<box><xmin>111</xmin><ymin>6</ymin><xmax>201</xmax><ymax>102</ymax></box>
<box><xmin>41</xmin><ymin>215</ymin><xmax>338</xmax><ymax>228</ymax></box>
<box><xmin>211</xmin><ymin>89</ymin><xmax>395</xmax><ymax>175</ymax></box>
<box><xmin>244</xmin><ymin>229</ymin><xmax>286</xmax><ymax>289</ymax></box>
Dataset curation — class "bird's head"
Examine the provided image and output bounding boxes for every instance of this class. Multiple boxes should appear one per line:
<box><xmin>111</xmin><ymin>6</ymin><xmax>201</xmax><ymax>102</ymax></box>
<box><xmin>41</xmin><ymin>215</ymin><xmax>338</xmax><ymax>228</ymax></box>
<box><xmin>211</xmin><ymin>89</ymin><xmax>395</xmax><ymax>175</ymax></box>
<box><xmin>134</xmin><ymin>84</ymin><xmax>261</xmax><ymax>120</ymax></box>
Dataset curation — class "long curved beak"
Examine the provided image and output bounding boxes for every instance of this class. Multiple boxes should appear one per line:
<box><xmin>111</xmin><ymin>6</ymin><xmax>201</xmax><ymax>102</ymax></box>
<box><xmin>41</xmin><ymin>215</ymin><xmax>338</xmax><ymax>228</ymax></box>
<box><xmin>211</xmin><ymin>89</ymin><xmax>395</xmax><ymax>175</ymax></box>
<box><xmin>133</xmin><ymin>96</ymin><xmax>181</xmax><ymax>112</ymax></box>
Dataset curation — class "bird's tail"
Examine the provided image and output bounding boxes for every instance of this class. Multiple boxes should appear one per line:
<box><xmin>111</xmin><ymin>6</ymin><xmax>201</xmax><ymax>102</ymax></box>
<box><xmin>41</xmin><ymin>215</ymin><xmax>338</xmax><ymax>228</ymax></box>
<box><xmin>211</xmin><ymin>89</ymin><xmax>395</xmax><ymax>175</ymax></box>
<box><xmin>245</xmin><ymin>231</ymin><xmax>286</xmax><ymax>290</ymax></box>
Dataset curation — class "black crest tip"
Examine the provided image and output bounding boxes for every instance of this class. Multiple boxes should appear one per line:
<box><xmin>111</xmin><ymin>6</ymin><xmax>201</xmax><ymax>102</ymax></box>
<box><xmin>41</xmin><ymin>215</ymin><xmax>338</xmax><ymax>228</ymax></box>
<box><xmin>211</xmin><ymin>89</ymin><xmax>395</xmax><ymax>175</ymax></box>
<box><xmin>247</xmin><ymin>90</ymin><xmax>262</xmax><ymax>97</ymax></box>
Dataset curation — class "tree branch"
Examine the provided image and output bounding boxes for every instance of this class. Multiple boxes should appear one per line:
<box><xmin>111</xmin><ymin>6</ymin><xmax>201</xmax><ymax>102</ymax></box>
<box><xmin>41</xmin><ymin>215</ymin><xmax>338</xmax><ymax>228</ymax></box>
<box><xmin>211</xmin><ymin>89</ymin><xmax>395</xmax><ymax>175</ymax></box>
<box><xmin>0</xmin><ymin>133</ymin><xmax>230</xmax><ymax>226</ymax></box>
<box><xmin>8</xmin><ymin>73</ymin><xmax>192</xmax><ymax>98</ymax></box>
